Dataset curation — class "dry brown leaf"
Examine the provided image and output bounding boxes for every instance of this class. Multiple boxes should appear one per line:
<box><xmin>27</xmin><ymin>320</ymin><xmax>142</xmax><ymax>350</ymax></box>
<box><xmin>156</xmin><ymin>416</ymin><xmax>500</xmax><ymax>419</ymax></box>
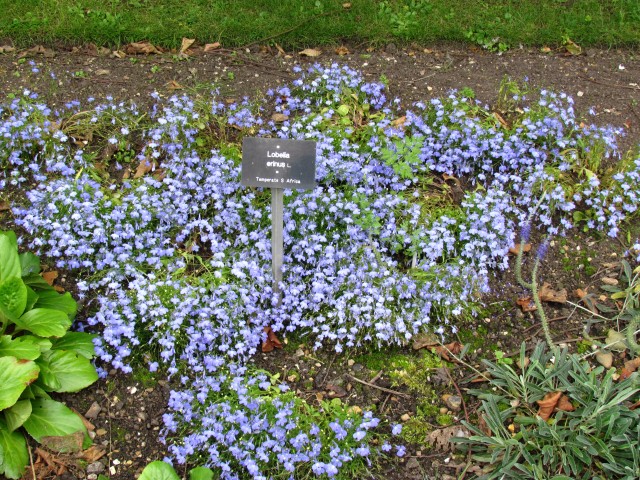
<box><xmin>509</xmin><ymin>243</ymin><xmax>532</xmax><ymax>255</ymax></box>
<box><xmin>431</xmin><ymin>342</ymin><xmax>463</xmax><ymax>362</ymax></box>
<box><xmin>493</xmin><ymin>111</ymin><xmax>509</xmax><ymax>128</ymax></box>
<box><xmin>124</xmin><ymin>41</ymin><xmax>161</xmax><ymax>55</ymax></box>
<box><xmin>391</xmin><ymin>116</ymin><xmax>406</xmax><ymax>127</ymax></box>
<box><xmin>275</xmin><ymin>44</ymin><xmax>287</xmax><ymax>56</ymax></box>
<box><xmin>41</xmin><ymin>270</ymin><xmax>58</xmax><ymax>286</ymax></box>
<box><xmin>180</xmin><ymin>37</ymin><xmax>195</xmax><ymax>54</ymax></box>
<box><xmin>0</xmin><ymin>45</ymin><xmax>15</xmax><ymax>53</ymax></box>
<box><xmin>271</xmin><ymin>113</ymin><xmax>289</xmax><ymax>123</ymax></box>
<box><xmin>335</xmin><ymin>46</ymin><xmax>350</xmax><ymax>56</ymax></box>
<box><xmin>620</xmin><ymin>357</ymin><xmax>640</xmax><ymax>380</ymax></box>
<box><xmin>541</xmin><ymin>46</ymin><xmax>552</xmax><ymax>53</ymax></box>
<box><xmin>427</xmin><ymin>426</ymin><xmax>469</xmax><ymax>452</ymax></box>
<box><xmin>19</xmin><ymin>45</ymin><xmax>55</xmax><ymax>58</ymax></box>
<box><xmin>539</xmin><ymin>282</ymin><xmax>568</xmax><ymax>303</ymax></box>
<box><xmin>166</xmin><ymin>80</ymin><xmax>185</xmax><ymax>90</ymax></box>
<box><xmin>412</xmin><ymin>332</ymin><xmax>439</xmax><ymax>350</ymax></box>
<box><xmin>342</xmin><ymin>2</ymin><xmax>352</xmax><ymax>8</ymax></box>
<box><xmin>516</xmin><ymin>296</ymin><xmax>537</xmax><ymax>312</ymax></box>
<box><xmin>79</xmin><ymin>445</ymin><xmax>107</xmax><ymax>462</ymax></box>
<box><xmin>299</xmin><ymin>48</ymin><xmax>322</xmax><ymax>57</ymax></box>
<box><xmin>326</xmin><ymin>384</ymin><xmax>347</xmax><ymax>398</ymax></box>
<box><xmin>536</xmin><ymin>391</ymin><xmax>562</xmax><ymax>421</ymax></box>
<box><xmin>557</xmin><ymin>394</ymin><xmax>575</xmax><ymax>412</ymax></box>
<box><xmin>469</xmin><ymin>371</ymin><xmax>492</xmax><ymax>383</ymax></box>
<box><xmin>41</xmin><ymin>431</ymin><xmax>85</xmax><ymax>453</ymax></box>
<box><xmin>564</xmin><ymin>39</ymin><xmax>582</xmax><ymax>56</ymax></box>
<box><xmin>0</xmin><ymin>201</ymin><xmax>10</xmax><ymax>211</ymax></box>
<box><xmin>261</xmin><ymin>326</ymin><xmax>283</xmax><ymax>352</ymax></box>
<box><xmin>574</xmin><ymin>288</ymin><xmax>587</xmax><ymax>299</ymax></box>
<box><xmin>111</xmin><ymin>50</ymin><xmax>127</xmax><ymax>59</ymax></box>
<box><xmin>204</xmin><ymin>42</ymin><xmax>221</xmax><ymax>52</ymax></box>
<box><xmin>601</xmin><ymin>277</ymin><xmax>619</xmax><ymax>286</ymax></box>
<box><xmin>134</xmin><ymin>159</ymin><xmax>154</xmax><ymax>179</ymax></box>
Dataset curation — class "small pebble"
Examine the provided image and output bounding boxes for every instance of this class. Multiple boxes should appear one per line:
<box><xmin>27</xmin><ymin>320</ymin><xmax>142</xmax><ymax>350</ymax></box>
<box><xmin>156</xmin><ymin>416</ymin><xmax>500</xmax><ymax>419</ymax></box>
<box><xmin>84</xmin><ymin>401</ymin><xmax>102</xmax><ymax>420</ymax></box>
<box><xmin>87</xmin><ymin>462</ymin><xmax>105</xmax><ymax>474</ymax></box>
<box><xmin>96</xmin><ymin>428</ymin><xmax>108</xmax><ymax>437</ymax></box>
<box><xmin>347</xmin><ymin>359</ymin><xmax>355</xmax><ymax>367</ymax></box>
<box><xmin>401</xmin><ymin>413</ymin><xmax>411</xmax><ymax>422</ymax></box>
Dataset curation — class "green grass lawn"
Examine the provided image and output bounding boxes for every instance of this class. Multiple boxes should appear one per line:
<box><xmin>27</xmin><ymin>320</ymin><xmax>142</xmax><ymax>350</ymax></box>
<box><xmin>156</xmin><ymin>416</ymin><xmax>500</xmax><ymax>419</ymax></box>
<box><xmin>0</xmin><ymin>0</ymin><xmax>639</xmax><ymax>49</ymax></box>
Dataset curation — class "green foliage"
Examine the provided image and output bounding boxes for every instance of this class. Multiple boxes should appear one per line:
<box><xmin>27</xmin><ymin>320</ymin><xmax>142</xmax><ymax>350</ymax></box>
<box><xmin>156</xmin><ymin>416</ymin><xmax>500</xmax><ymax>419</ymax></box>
<box><xmin>0</xmin><ymin>231</ymin><xmax>98</xmax><ymax>479</ymax></box>
<box><xmin>453</xmin><ymin>343</ymin><xmax>640</xmax><ymax>479</ymax></box>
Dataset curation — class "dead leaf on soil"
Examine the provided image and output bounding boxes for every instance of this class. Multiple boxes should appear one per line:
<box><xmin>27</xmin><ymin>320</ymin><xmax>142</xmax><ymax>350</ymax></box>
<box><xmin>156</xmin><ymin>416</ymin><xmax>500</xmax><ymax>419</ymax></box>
<box><xmin>427</xmin><ymin>426</ymin><xmax>470</xmax><ymax>452</ymax></box>
<box><xmin>0</xmin><ymin>45</ymin><xmax>15</xmax><ymax>53</ymax></box>
<box><xmin>41</xmin><ymin>431</ymin><xmax>85</xmax><ymax>453</ymax></box>
<box><xmin>595</xmin><ymin>349</ymin><xmax>613</xmax><ymax>369</ymax></box>
<box><xmin>95</xmin><ymin>69</ymin><xmax>110</xmax><ymax>76</ymax></box>
<box><xmin>469</xmin><ymin>371</ymin><xmax>492</xmax><ymax>383</ymax></box>
<box><xmin>204</xmin><ymin>42</ymin><xmax>221</xmax><ymax>52</ymax></box>
<box><xmin>124</xmin><ymin>41</ymin><xmax>161</xmax><ymax>55</ymax></box>
<box><xmin>134</xmin><ymin>159</ymin><xmax>154</xmax><ymax>179</ymax></box>
<box><xmin>299</xmin><ymin>48</ymin><xmax>322</xmax><ymax>57</ymax></box>
<box><xmin>274</xmin><ymin>44</ymin><xmax>287</xmax><ymax>56</ymax></box>
<box><xmin>539</xmin><ymin>282</ymin><xmax>568</xmax><ymax>303</ymax></box>
<box><xmin>342</xmin><ymin>2</ymin><xmax>352</xmax><ymax>8</ymax></box>
<box><xmin>557</xmin><ymin>394</ymin><xmax>575</xmax><ymax>412</ymax></box>
<box><xmin>537</xmin><ymin>391</ymin><xmax>563</xmax><ymax>421</ymax></box>
<box><xmin>0</xmin><ymin>201</ymin><xmax>10</xmax><ymax>211</ymax></box>
<box><xmin>79</xmin><ymin>445</ymin><xmax>107</xmax><ymax>462</ymax></box>
<box><xmin>540</xmin><ymin>46</ymin><xmax>552</xmax><ymax>53</ymax></box>
<box><xmin>261</xmin><ymin>326</ymin><xmax>283</xmax><ymax>352</ymax></box>
<box><xmin>620</xmin><ymin>357</ymin><xmax>640</xmax><ymax>380</ymax></box>
<box><xmin>430</xmin><ymin>342</ymin><xmax>463</xmax><ymax>362</ymax></box>
<box><xmin>271</xmin><ymin>113</ymin><xmax>289</xmax><ymax>123</ymax></box>
<box><xmin>41</xmin><ymin>270</ymin><xmax>58</xmax><ymax>286</ymax></box>
<box><xmin>412</xmin><ymin>332</ymin><xmax>439</xmax><ymax>350</ymax></box>
<box><xmin>601</xmin><ymin>277</ymin><xmax>619</xmax><ymax>286</ymax></box>
<box><xmin>493</xmin><ymin>111</ymin><xmax>509</xmax><ymax>128</ymax></box>
<box><xmin>326</xmin><ymin>384</ymin><xmax>348</xmax><ymax>398</ymax></box>
<box><xmin>564</xmin><ymin>38</ymin><xmax>582</xmax><ymax>56</ymax></box>
<box><xmin>606</xmin><ymin>329</ymin><xmax>627</xmax><ymax>352</ymax></box>
<box><xmin>508</xmin><ymin>243</ymin><xmax>532</xmax><ymax>255</ymax></box>
<box><xmin>180</xmin><ymin>37</ymin><xmax>196</xmax><ymax>54</ymax></box>
<box><xmin>516</xmin><ymin>296</ymin><xmax>537</xmax><ymax>312</ymax></box>
<box><xmin>35</xmin><ymin>447</ymin><xmax>68</xmax><ymax>476</ymax></box>
<box><xmin>19</xmin><ymin>45</ymin><xmax>56</xmax><ymax>58</ymax></box>
<box><xmin>111</xmin><ymin>50</ymin><xmax>127</xmax><ymax>59</ymax></box>
<box><xmin>335</xmin><ymin>46</ymin><xmax>350</xmax><ymax>56</ymax></box>
<box><xmin>166</xmin><ymin>80</ymin><xmax>185</xmax><ymax>90</ymax></box>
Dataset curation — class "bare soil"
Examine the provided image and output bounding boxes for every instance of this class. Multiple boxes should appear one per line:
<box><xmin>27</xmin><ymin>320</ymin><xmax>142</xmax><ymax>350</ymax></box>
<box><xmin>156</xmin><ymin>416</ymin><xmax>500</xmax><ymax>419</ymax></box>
<box><xmin>1</xmin><ymin>42</ymin><xmax>639</xmax><ymax>480</ymax></box>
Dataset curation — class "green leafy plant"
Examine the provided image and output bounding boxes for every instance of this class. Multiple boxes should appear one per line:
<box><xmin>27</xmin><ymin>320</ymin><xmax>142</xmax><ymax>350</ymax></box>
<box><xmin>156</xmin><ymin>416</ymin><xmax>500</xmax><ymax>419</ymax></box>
<box><xmin>139</xmin><ymin>460</ymin><xmax>214</xmax><ymax>480</ymax></box>
<box><xmin>0</xmin><ymin>231</ymin><xmax>98</xmax><ymax>479</ymax></box>
<box><xmin>453</xmin><ymin>343</ymin><xmax>640</xmax><ymax>479</ymax></box>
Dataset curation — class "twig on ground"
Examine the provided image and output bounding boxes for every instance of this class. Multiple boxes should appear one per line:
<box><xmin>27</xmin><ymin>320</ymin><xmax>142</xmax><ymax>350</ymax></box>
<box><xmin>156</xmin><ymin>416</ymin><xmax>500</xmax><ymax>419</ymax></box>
<box><xmin>443</xmin><ymin>367</ymin><xmax>469</xmax><ymax>424</ymax></box>
<box><xmin>380</xmin><ymin>393</ymin><xmax>391</xmax><ymax>414</ymax></box>
<box><xmin>28</xmin><ymin>443</ymin><xmax>36</xmax><ymax>480</ymax></box>
<box><xmin>319</xmin><ymin>354</ymin><xmax>336</xmax><ymax>388</ymax></box>
<box><xmin>370</xmin><ymin>370</ymin><xmax>383</xmax><ymax>385</ymax></box>
<box><xmin>344</xmin><ymin>373</ymin><xmax>410</xmax><ymax>399</ymax></box>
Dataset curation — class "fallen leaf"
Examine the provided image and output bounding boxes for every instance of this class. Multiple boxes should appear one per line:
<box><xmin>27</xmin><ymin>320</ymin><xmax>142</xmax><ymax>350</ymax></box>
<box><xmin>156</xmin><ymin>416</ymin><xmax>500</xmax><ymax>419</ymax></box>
<box><xmin>342</xmin><ymin>2</ymin><xmax>352</xmax><ymax>8</ymax></box>
<box><xmin>427</xmin><ymin>426</ymin><xmax>469</xmax><ymax>452</ymax></box>
<box><xmin>557</xmin><ymin>394</ymin><xmax>575</xmax><ymax>412</ymax></box>
<box><xmin>180</xmin><ymin>37</ymin><xmax>195</xmax><ymax>54</ymax></box>
<box><xmin>493</xmin><ymin>111</ymin><xmax>509</xmax><ymax>128</ymax></box>
<box><xmin>516</xmin><ymin>296</ymin><xmax>537</xmax><ymax>312</ymax></box>
<box><xmin>204</xmin><ymin>42</ymin><xmax>221</xmax><ymax>52</ymax></box>
<box><xmin>601</xmin><ymin>277</ymin><xmax>619</xmax><ymax>286</ymax></box>
<box><xmin>134</xmin><ymin>159</ymin><xmax>154</xmax><ymax>179</ymax></box>
<box><xmin>469</xmin><ymin>372</ymin><xmax>491</xmax><ymax>383</ymax></box>
<box><xmin>606</xmin><ymin>329</ymin><xmax>627</xmax><ymax>352</ymax></box>
<box><xmin>326</xmin><ymin>384</ymin><xmax>347</xmax><ymax>398</ymax></box>
<box><xmin>299</xmin><ymin>48</ymin><xmax>322</xmax><ymax>57</ymax></box>
<box><xmin>0</xmin><ymin>45</ymin><xmax>15</xmax><ymax>53</ymax></box>
<box><xmin>509</xmin><ymin>243</ymin><xmax>532</xmax><ymax>255</ymax></box>
<box><xmin>477</xmin><ymin>414</ymin><xmax>491</xmax><ymax>436</ymax></box>
<box><xmin>41</xmin><ymin>270</ymin><xmax>58</xmax><ymax>285</ymax></box>
<box><xmin>0</xmin><ymin>201</ymin><xmax>10</xmax><ymax>211</ymax></box>
<box><xmin>412</xmin><ymin>332</ymin><xmax>439</xmax><ymax>350</ymax></box>
<box><xmin>124</xmin><ymin>41</ymin><xmax>161</xmax><ymax>55</ymax></box>
<box><xmin>95</xmin><ymin>69</ymin><xmax>110</xmax><ymax>76</ymax></box>
<box><xmin>111</xmin><ymin>50</ymin><xmax>127</xmax><ymax>59</ymax></box>
<box><xmin>574</xmin><ymin>288</ymin><xmax>588</xmax><ymax>299</ymax></box>
<box><xmin>41</xmin><ymin>431</ymin><xmax>84</xmax><ymax>453</ymax></box>
<box><xmin>540</xmin><ymin>46</ymin><xmax>552</xmax><ymax>53</ymax></box>
<box><xmin>19</xmin><ymin>45</ymin><xmax>55</xmax><ymax>58</ymax></box>
<box><xmin>620</xmin><ymin>357</ymin><xmax>640</xmax><ymax>380</ymax></box>
<box><xmin>537</xmin><ymin>391</ymin><xmax>562</xmax><ymax>421</ymax></box>
<box><xmin>564</xmin><ymin>38</ymin><xmax>582</xmax><ymax>56</ymax></box>
<box><xmin>430</xmin><ymin>342</ymin><xmax>463</xmax><ymax>362</ymax></box>
<box><xmin>80</xmin><ymin>445</ymin><xmax>106</xmax><ymax>462</ymax></box>
<box><xmin>539</xmin><ymin>282</ymin><xmax>568</xmax><ymax>303</ymax></box>
<box><xmin>274</xmin><ymin>44</ymin><xmax>286</xmax><ymax>56</ymax></box>
<box><xmin>391</xmin><ymin>116</ymin><xmax>406</xmax><ymax>127</ymax></box>
<box><xmin>335</xmin><ymin>46</ymin><xmax>350</xmax><ymax>56</ymax></box>
<box><xmin>516</xmin><ymin>357</ymin><xmax>530</xmax><ymax>369</ymax></box>
<box><xmin>166</xmin><ymin>80</ymin><xmax>185</xmax><ymax>90</ymax></box>
<box><xmin>595</xmin><ymin>350</ymin><xmax>613</xmax><ymax>369</ymax></box>
<box><xmin>261</xmin><ymin>326</ymin><xmax>283</xmax><ymax>352</ymax></box>
<box><xmin>271</xmin><ymin>113</ymin><xmax>289</xmax><ymax>123</ymax></box>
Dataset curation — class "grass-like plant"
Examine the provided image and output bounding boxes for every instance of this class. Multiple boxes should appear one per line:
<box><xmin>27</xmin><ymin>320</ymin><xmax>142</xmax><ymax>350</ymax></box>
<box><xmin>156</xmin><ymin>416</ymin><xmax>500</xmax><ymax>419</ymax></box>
<box><xmin>453</xmin><ymin>343</ymin><xmax>640</xmax><ymax>479</ymax></box>
<box><xmin>0</xmin><ymin>231</ymin><xmax>98</xmax><ymax>479</ymax></box>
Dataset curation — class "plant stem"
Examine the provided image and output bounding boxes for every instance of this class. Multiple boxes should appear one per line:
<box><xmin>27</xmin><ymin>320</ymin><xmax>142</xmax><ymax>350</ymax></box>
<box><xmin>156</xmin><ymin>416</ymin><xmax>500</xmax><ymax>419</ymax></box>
<box><xmin>627</xmin><ymin>312</ymin><xmax>640</xmax><ymax>355</ymax></box>
<box><xmin>530</xmin><ymin>258</ymin><xmax>557</xmax><ymax>353</ymax></box>
<box><xmin>515</xmin><ymin>240</ymin><xmax>532</xmax><ymax>290</ymax></box>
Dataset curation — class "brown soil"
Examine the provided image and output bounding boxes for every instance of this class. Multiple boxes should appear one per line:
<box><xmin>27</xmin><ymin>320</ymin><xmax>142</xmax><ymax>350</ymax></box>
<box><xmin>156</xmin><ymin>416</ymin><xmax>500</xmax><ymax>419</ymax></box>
<box><xmin>1</xmin><ymin>42</ymin><xmax>639</xmax><ymax>480</ymax></box>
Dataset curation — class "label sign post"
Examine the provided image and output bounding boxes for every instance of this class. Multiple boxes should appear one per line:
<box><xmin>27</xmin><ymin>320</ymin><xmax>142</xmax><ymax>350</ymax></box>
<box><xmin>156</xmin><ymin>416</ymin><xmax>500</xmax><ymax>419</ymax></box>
<box><xmin>241</xmin><ymin>137</ymin><xmax>316</xmax><ymax>306</ymax></box>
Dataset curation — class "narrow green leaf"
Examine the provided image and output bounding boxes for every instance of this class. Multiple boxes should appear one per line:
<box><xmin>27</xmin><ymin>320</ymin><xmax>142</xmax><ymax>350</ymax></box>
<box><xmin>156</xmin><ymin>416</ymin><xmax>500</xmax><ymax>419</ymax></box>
<box><xmin>0</xmin><ymin>417</ymin><xmax>28</xmax><ymax>479</ymax></box>
<box><xmin>4</xmin><ymin>400</ymin><xmax>32</xmax><ymax>432</ymax></box>
<box><xmin>51</xmin><ymin>332</ymin><xmax>97</xmax><ymax>359</ymax></box>
<box><xmin>139</xmin><ymin>461</ymin><xmax>180</xmax><ymax>480</ymax></box>
<box><xmin>0</xmin><ymin>277</ymin><xmax>27</xmax><ymax>319</ymax></box>
<box><xmin>33</xmin><ymin>289</ymin><xmax>77</xmax><ymax>319</ymax></box>
<box><xmin>19</xmin><ymin>253</ymin><xmax>40</xmax><ymax>277</ymax></box>
<box><xmin>38</xmin><ymin>350</ymin><xmax>98</xmax><ymax>392</ymax></box>
<box><xmin>0</xmin><ymin>234</ymin><xmax>20</xmax><ymax>282</ymax></box>
<box><xmin>23</xmin><ymin>398</ymin><xmax>90</xmax><ymax>450</ymax></box>
<box><xmin>0</xmin><ymin>335</ymin><xmax>41</xmax><ymax>360</ymax></box>
<box><xmin>0</xmin><ymin>357</ymin><xmax>39</xmax><ymax>410</ymax></box>
<box><xmin>14</xmin><ymin>308</ymin><xmax>71</xmax><ymax>338</ymax></box>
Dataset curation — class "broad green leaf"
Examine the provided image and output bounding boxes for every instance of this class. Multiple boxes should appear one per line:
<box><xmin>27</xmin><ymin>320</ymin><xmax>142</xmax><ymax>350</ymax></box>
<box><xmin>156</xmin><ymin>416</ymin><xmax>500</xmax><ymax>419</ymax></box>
<box><xmin>14</xmin><ymin>308</ymin><xmax>71</xmax><ymax>338</ymax></box>
<box><xmin>19</xmin><ymin>253</ymin><xmax>40</xmax><ymax>277</ymax></box>
<box><xmin>139</xmin><ymin>461</ymin><xmax>180</xmax><ymax>480</ymax></box>
<box><xmin>38</xmin><ymin>350</ymin><xmax>98</xmax><ymax>392</ymax></box>
<box><xmin>0</xmin><ymin>417</ymin><xmax>28</xmax><ymax>479</ymax></box>
<box><xmin>35</xmin><ymin>356</ymin><xmax>62</xmax><ymax>391</ymax></box>
<box><xmin>4</xmin><ymin>400</ymin><xmax>32</xmax><ymax>432</ymax></box>
<box><xmin>51</xmin><ymin>332</ymin><xmax>97</xmax><ymax>359</ymax></box>
<box><xmin>190</xmin><ymin>466</ymin><xmax>215</xmax><ymax>480</ymax></box>
<box><xmin>23</xmin><ymin>398</ymin><xmax>90</xmax><ymax>450</ymax></box>
<box><xmin>0</xmin><ymin>335</ymin><xmax>41</xmax><ymax>360</ymax></box>
<box><xmin>24</xmin><ymin>286</ymin><xmax>38</xmax><ymax>311</ymax></box>
<box><xmin>0</xmin><ymin>357</ymin><xmax>39</xmax><ymax>410</ymax></box>
<box><xmin>0</xmin><ymin>234</ymin><xmax>20</xmax><ymax>282</ymax></box>
<box><xmin>21</xmin><ymin>273</ymin><xmax>51</xmax><ymax>290</ymax></box>
<box><xmin>0</xmin><ymin>231</ymin><xmax>17</xmax><ymax>249</ymax></box>
<box><xmin>20</xmin><ymin>384</ymin><xmax>50</xmax><ymax>401</ymax></box>
<box><xmin>0</xmin><ymin>277</ymin><xmax>27</xmax><ymax>319</ymax></box>
<box><xmin>33</xmin><ymin>289</ymin><xmax>77</xmax><ymax>319</ymax></box>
